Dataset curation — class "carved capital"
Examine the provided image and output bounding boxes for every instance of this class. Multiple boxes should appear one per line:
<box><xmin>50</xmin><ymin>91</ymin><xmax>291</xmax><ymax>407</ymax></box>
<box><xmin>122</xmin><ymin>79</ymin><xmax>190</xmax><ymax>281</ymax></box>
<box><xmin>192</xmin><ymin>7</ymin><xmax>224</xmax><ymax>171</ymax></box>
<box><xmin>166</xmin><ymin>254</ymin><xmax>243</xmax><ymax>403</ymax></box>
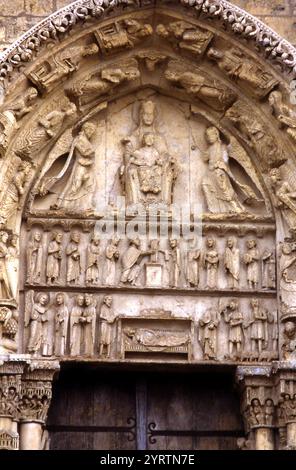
<box><xmin>18</xmin><ymin>360</ymin><xmax>59</xmax><ymax>424</ymax></box>
<box><xmin>236</xmin><ymin>366</ymin><xmax>276</xmax><ymax>431</ymax></box>
<box><xmin>0</xmin><ymin>359</ymin><xmax>27</xmax><ymax>421</ymax></box>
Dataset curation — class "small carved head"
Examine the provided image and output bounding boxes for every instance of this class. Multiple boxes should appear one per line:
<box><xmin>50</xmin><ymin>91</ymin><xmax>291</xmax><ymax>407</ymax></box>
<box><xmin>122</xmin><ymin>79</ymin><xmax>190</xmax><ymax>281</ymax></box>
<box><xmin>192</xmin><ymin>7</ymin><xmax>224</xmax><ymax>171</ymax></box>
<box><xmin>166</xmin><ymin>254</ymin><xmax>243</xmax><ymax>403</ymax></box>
<box><xmin>140</xmin><ymin>100</ymin><xmax>156</xmax><ymax>126</ymax></box>
<box><xmin>104</xmin><ymin>295</ymin><xmax>112</xmax><ymax>307</ymax></box>
<box><xmin>246</xmin><ymin>239</ymin><xmax>256</xmax><ymax>249</ymax></box>
<box><xmin>131</xmin><ymin>238</ymin><xmax>140</xmax><ymax>248</ymax></box>
<box><xmin>10</xmin><ymin>234</ymin><xmax>18</xmax><ymax>247</ymax></box>
<box><xmin>150</xmin><ymin>239</ymin><xmax>159</xmax><ymax>250</ymax></box>
<box><xmin>156</xmin><ymin>24</ymin><xmax>169</xmax><ymax>38</ymax></box>
<box><xmin>33</xmin><ymin>231</ymin><xmax>42</xmax><ymax>242</ymax></box>
<box><xmin>27</xmin><ymin>87</ymin><xmax>38</xmax><ymax>102</ymax></box>
<box><xmin>227</xmin><ymin>236</ymin><xmax>236</xmax><ymax>249</ymax></box>
<box><xmin>268</xmin><ymin>90</ymin><xmax>283</xmax><ymax>108</ymax></box>
<box><xmin>83</xmin><ymin>43</ymin><xmax>99</xmax><ymax>57</ymax></box>
<box><xmin>111</xmin><ymin>236</ymin><xmax>120</xmax><ymax>246</ymax></box>
<box><xmin>251</xmin><ymin>398</ymin><xmax>260</xmax><ymax>407</ymax></box>
<box><xmin>142</xmin><ymin>132</ymin><xmax>155</xmax><ymax>147</ymax></box>
<box><xmin>36</xmin><ymin>292</ymin><xmax>49</xmax><ymax>306</ymax></box>
<box><xmin>85</xmin><ymin>293</ymin><xmax>93</xmax><ymax>306</ymax></box>
<box><xmin>76</xmin><ymin>294</ymin><xmax>85</xmax><ymax>307</ymax></box>
<box><xmin>0</xmin><ymin>231</ymin><xmax>9</xmax><ymax>243</ymax></box>
<box><xmin>55</xmin><ymin>292</ymin><xmax>65</xmax><ymax>305</ymax></box>
<box><xmin>206</xmin><ymin>237</ymin><xmax>215</xmax><ymax>248</ymax></box>
<box><xmin>205</xmin><ymin>126</ymin><xmax>220</xmax><ymax>145</ymax></box>
<box><xmin>91</xmin><ymin>234</ymin><xmax>100</xmax><ymax>245</ymax></box>
<box><xmin>71</xmin><ymin>231</ymin><xmax>81</xmax><ymax>243</ymax></box>
<box><xmin>82</xmin><ymin>122</ymin><xmax>96</xmax><ymax>139</ymax></box>
<box><xmin>53</xmin><ymin>231</ymin><xmax>63</xmax><ymax>243</ymax></box>
<box><xmin>170</xmin><ymin>239</ymin><xmax>178</xmax><ymax>248</ymax></box>
<box><xmin>284</xmin><ymin>321</ymin><xmax>296</xmax><ymax>339</ymax></box>
<box><xmin>251</xmin><ymin>298</ymin><xmax>259</xmax><ymax>309</ymax></box>
<box><xmin>269</xmin><ymin>167</ymin><xmax>281</xmax><ymax>185</ymax></box>
<box><xmin>207</xmin><ymin>48</ymin><xmax>223</xmax><ymax>61</ymax></box>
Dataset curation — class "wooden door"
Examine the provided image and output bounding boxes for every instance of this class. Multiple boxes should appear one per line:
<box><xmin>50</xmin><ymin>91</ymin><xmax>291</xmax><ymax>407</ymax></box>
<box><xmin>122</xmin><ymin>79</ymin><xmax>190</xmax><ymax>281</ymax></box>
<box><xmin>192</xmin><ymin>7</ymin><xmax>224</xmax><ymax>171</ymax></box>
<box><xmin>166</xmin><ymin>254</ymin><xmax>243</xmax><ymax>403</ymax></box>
<box><xmin>47</xmin><ymin>368</ymin><xmax>244</xmax><ymax>450</ymax></box>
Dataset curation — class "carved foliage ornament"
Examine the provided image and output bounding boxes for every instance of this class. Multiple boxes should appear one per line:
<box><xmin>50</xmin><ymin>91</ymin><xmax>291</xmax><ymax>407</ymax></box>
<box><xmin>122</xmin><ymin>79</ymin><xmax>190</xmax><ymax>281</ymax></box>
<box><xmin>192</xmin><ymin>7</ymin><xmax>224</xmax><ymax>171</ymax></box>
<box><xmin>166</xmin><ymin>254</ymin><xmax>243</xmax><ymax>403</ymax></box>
<box><xmin>0</xmin><ymin>0</ymin><xmax>296</xmax><ymax>87</ymax></box>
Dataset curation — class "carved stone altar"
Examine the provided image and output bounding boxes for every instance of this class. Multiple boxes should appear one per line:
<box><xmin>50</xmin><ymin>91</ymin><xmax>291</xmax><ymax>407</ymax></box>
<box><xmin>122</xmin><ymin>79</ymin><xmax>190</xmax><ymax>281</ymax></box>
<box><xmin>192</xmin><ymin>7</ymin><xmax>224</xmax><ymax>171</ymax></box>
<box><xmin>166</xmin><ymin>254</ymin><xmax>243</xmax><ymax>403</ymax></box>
<box><xmin>0</xmin><ymin>0</ymin><xmax>296</xmax><ymax>450</ymax></box>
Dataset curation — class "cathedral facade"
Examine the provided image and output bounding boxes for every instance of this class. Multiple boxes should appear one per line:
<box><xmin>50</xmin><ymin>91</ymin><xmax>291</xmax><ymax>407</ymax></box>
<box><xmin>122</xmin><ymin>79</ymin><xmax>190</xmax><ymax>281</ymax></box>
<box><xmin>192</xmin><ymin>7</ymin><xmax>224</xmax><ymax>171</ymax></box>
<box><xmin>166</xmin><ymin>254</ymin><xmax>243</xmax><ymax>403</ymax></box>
<box><xmin>0</xmin><ymin>0</ymin><xmax>296</xmax><ymax>450</ymax></box>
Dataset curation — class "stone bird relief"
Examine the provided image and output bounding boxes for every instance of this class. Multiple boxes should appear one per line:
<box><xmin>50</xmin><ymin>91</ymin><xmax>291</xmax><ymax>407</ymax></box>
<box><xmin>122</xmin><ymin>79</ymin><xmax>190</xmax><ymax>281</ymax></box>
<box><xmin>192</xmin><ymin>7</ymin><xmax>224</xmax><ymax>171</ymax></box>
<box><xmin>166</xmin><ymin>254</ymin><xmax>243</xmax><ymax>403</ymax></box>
<box><xmin>120</xmin><ymin>100</ymin><xmax>178</xmax><ymax>208</ymax></box>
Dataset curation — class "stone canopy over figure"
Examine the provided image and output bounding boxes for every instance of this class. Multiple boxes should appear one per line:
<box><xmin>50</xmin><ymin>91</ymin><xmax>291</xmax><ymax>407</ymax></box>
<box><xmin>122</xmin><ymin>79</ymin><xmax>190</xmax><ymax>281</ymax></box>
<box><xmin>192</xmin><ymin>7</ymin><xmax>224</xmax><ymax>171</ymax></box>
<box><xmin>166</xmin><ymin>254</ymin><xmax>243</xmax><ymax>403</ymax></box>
<box><xmin>120</xmin><ymin>100</ymin><xmax>178</xmax><ymax>207</ymax></box>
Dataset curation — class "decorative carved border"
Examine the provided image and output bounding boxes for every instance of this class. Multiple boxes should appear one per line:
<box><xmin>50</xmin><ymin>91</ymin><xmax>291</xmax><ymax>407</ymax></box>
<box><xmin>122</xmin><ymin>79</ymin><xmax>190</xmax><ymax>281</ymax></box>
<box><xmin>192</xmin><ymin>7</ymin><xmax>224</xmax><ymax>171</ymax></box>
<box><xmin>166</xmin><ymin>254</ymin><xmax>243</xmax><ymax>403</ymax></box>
<box><xmin>0</xmin><ymin>0</ymin><xmax>295</xmax><ymax>88</ymax></box>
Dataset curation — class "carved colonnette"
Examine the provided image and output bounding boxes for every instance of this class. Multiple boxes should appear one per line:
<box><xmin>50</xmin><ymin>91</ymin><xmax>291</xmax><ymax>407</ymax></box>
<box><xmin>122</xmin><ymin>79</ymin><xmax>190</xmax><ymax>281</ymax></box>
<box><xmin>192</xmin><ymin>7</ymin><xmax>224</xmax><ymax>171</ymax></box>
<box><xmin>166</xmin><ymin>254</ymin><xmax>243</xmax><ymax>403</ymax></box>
<box><xmin>0</xmin><ymin>358</ymin><xmax>59</xmax><ymax>450</ymax></box>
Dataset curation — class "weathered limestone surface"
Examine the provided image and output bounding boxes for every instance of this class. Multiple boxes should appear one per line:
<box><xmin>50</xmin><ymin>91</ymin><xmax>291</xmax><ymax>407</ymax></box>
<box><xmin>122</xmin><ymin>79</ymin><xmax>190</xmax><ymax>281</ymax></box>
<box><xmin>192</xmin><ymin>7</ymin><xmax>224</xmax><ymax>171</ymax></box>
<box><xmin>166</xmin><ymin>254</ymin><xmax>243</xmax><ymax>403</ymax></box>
<box><xmin>1</xmin><ymin>0</ymin><xmax>296</xmax><ymax>451</ymax></box>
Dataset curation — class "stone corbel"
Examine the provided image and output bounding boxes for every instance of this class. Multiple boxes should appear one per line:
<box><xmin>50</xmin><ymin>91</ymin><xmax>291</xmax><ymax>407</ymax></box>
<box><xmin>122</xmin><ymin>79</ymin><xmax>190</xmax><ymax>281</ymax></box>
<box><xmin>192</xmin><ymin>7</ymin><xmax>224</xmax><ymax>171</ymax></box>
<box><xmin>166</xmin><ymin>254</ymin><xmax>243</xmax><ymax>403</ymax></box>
<box><xmin>236</xmin><ymin>366</ymin><xmax>276</xmax><ymax>450</ymax></box>
<box><xmin>18</xmin><ymin>359</ymin><xmax>59</xmax><ymax>450</ymax></box>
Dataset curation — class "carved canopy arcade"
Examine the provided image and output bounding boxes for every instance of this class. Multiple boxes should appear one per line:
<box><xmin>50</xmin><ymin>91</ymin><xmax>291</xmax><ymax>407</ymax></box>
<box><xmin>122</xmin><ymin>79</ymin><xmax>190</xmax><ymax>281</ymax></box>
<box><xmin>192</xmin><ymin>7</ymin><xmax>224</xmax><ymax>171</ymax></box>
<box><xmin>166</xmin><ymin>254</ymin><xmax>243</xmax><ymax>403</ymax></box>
<box><xmin>1</xmin><ymin>0</ymin><xmax>296</xmax><ymax>451</ymax></box>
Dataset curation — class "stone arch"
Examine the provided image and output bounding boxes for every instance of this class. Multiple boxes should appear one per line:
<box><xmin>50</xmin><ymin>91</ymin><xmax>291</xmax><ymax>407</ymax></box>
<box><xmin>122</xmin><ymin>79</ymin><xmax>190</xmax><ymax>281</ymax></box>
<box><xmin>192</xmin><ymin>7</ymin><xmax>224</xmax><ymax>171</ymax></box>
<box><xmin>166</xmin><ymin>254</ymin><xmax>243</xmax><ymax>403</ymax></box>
<box><xmin>0</xmin><ymin>0</ymin><xmax>296</xmax><ymax>451</ymax></box>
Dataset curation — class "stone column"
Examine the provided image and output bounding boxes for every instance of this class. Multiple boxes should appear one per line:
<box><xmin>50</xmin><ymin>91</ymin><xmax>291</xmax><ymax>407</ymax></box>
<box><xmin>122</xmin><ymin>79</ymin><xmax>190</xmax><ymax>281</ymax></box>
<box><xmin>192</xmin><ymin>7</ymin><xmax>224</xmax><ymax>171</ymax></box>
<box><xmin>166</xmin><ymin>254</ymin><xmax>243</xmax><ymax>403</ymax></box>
<box><xmin>0</xmin><ymin>359</ymin><xmax>26</xmax><ymax>450</ymax></box>
<box><xmin>275</xmin><ymin>364</ymin><xmax>296</xmax><ymax>450</ymax></box>
<box><xmin>236</xmin><ymin>366</ymin><xmax>276</xmax><ymax>451</ymax></box>
<box><xmin>19</xmin><ymin>360</ymin><xmax>59</xmax><ymax>450</ymax></box>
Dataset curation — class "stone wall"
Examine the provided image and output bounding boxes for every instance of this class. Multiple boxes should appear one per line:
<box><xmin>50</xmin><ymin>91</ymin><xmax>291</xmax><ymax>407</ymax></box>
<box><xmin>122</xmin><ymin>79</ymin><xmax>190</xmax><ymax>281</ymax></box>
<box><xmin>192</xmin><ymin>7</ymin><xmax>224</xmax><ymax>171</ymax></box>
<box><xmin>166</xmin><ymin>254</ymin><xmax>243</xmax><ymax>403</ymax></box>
<box><xmin>0</xmin><ymin>0</ymin><xmax>295</xmax><ymax>53</ymax></box>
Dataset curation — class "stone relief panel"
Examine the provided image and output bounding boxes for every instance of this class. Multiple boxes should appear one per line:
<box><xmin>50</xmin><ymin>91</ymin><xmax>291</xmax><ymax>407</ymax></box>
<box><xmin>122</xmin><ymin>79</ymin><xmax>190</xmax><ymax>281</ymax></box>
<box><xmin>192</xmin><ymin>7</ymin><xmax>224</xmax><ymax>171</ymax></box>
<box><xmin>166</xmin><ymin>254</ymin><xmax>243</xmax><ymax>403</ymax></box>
<box><xmin>21</xmin><ymin>289</ymin><xmax>278</xmax><ymax>363</ymax></box>
<box><xmin>21</xmin><ymin>225</ymin><xmax>276</xmax><ymax>293</ymax></box>
<box><xmin>29</xmin><ymin>93</ymin><xmax>270</xmax><ymax>218</ymax></box>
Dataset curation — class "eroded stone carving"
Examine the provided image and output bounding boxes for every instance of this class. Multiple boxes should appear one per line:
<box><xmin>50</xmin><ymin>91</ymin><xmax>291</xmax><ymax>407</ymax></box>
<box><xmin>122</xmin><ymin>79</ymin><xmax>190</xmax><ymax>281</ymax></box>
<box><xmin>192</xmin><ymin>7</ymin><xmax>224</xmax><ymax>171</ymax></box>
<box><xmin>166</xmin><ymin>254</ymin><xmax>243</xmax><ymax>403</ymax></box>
<box><xmin>244</xmin><ymin>239</ymin><xmax>260</xmax><ymax>290</ymax></box>
<box><xmin>66</xmin><ymin>231</ymin><xmax>82</xmax><ymax>285</ymax></box>
<box><xmin>15</xmin><ymin>101</ymin><xmax>77</xmax><ymax>160</ymax></box>
<box><xmin>26</xmin><ymin>291</ymin><xmax>49</xmax><ymax>356</ymax></box>
<box><xmin>47</xmin><ymin>122</ymin><xmax>96</xmax><ymax>211</ymax></box>
<box><xmin>0</xmin><ymin>160</ymin><xmax>31</xmax><ymax>226</ymax></box>
<box><xmin>226</xmin><ymin>101</ymin><xmax>286</xmax><ymax>170</ymax></box>
<box><xmin>70</xmin><ymin>293</ymin><xmax>84</xmax><ymax>357</ymax></box>
<box><xmin>86</xmin><ymin>234</ymin><xmax>101</xmax><ymax>285</ymax></box>
<box><xmin>27</xmin><ymin>44</ymin><xmax>99</xmax><ymax>93</ymax></box>
<box><xmin>66</xmin><ymin>59</ymin><xmax>140</xmax><ymax>108</ymax></box>
<box><xmin>0</xmin><ymin>231</ymin><xmax>14</xmax><ymax>300</ymax></box>
<box><xmin>95</xmin><ymin>19</ymin><xmax>152</xmax><ymax>54</ymax></box>
<box><xmin>98</xmin><ymin>295</ymin><xmax>116</xmax><ymax>358</ymax></box>
<box><xmin>54</xmin><ymin>292</ymin><xmax>69</xmax><ymax>357</ymax></box>
<box><xmin>46</xmin><ymin>230</ymin><xmax>63</xmax><ymax>285</ymax></box>
<box><xmin>0</xmin><ymin>306</ymin><xmax>18</xmax><ymax>353</ymax></box>
<box><xmin>202</xmin><ymin>127</ymin><xmax>258</xmax><ymax>214</ymax></box>
<box><xmin>156</xmin><ymin>21</ymin><xmax>213</xmax><ymax>57</ymax></box>
<box><xmin>27</xmin><ymin>230</ymin><xmax>43</xmax><ymax>285</ymax></box>
<box><xmin>222</xmin><ymin>299</ymin><xmax>244</xmax><ymax>359</ymax></box>
<box><xmin>224</xmin><ymin>236</ymin><xmax>240</xmax><ymax>289</ymax></box>
<box><xmin>105</xmin><ymin>238</ymin><xmax>120</xmax><ymax>286</ymax></box>
<box><xmin>269</xmin><ymin>91</ymin><xmax>296</xmax><ymax>144</ymax></box>
<box><xmin>165</xmin><ymin>61</ymin><xmax>236</xmax><ymax>112</ymax></box>
<box><xmin>203</xmin><ymin>237</ymin><xmax>219</xmax><ymax>289</ymax></box>
<box><xmin>186</xmin><ymin>241</ymin><xmax>200</xmax><ymax>288</ymax></box>
<box><xmin>121</xmin><ymin>110</ymin><xmax>178</xmax><ymax>207</ymax></box>
<box><xmin>167</xmin><ymin>239</ymin><xmax>181</xmax><ymax>289</ymax></box>
<box><xmin>262</xmin><ymin>249</ymin><xmax>276</xmax><ymax>290</ymax></box>
<box><xmin>198</xmin><ymin>307</ymin><xmax>220</xmax><ymax>360</ymax></box>
<box><xmin>269</xmin><ymin>167</ymin><xmax>296</xmax><ymax>235</ymax></box>
<box><xmin>208</xmin><ymin>48</ymin><xmax>278</xmax><ymax>98</ymax></box>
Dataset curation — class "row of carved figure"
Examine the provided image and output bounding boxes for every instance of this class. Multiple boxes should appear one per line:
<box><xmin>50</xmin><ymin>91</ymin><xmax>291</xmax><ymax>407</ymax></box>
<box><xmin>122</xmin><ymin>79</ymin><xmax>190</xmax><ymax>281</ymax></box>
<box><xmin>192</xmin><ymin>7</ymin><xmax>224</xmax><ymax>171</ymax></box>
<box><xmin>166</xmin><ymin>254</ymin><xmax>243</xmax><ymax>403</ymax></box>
<box><xmin>24</xmin><ymin>292</ymin><xmax>277</xmax><ymax>362</ymax></box>
<box><xmin>24</xmin><ymin>230</ymin><xmax>276</xmax><ymax>290</ymax></box>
